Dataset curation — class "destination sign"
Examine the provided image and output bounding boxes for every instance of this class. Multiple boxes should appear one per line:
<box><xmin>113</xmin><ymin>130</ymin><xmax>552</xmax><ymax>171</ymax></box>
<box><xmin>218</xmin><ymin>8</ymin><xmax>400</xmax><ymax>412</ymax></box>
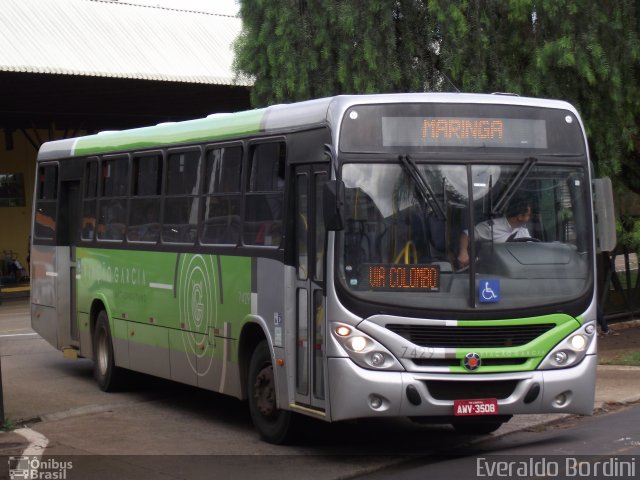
<box><xmin>366</xmin><ymin>264</ymin><xmax>439</xmax><ymax>291</ymax></box>
<box><xmin>381</xmin><ymin>117</ymin><xmax>547</xmax><ymax>149</ymax></box>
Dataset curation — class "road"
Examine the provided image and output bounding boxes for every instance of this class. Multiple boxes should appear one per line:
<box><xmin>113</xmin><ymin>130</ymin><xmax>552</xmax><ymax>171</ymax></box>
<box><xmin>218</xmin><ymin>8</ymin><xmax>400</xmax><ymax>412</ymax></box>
<box><xmin>0</xmin><ymin>298</ymin><xmax>637</xmax><ymax>480</ymax></box>
<box><xmin>356</xmin><ymin>403</ymin><xmax>640</xmax><ymax>479</ymax></box>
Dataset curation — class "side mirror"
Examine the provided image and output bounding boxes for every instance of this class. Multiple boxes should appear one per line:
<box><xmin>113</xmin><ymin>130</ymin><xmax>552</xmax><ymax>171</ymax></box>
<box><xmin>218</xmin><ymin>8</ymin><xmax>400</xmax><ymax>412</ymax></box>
<box><xmin>323</xmin><ymin>180</ymin><xmax>345</xmax><ymax>231</ymax></box>
<box><xmin>592</xmin><ymin>177</ymin><xmax>617</xmax><ymax>252</ymax></box>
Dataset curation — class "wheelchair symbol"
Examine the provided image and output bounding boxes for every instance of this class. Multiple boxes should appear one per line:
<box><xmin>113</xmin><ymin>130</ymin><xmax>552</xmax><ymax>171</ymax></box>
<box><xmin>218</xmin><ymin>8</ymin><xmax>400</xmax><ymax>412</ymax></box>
<box><xmin>479</xmin><ymin>280</ymin><xmax>500</xmax><ymax>303</ymax></box>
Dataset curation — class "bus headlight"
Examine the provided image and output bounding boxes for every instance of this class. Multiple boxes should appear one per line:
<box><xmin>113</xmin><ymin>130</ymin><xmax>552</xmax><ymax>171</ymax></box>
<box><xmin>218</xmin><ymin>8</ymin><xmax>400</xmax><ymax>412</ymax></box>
<box><xmin>349</xmin><ymin>336</ymin><xmax>368</xmax><ymax>352</ymax></box>
<box><xmin>332</xmin><ymin>322</ymin><xmax>403</xmax><ymax>371</ymax></box>
<box><xmin>570</xmin><ymin>334</ymin><xmax>587</xmax><ymax>351</ymax></box>
<box><xmin>539</xmin><ymin>322</ymin><xmax>596</xmax><ymax>370</ymax></box>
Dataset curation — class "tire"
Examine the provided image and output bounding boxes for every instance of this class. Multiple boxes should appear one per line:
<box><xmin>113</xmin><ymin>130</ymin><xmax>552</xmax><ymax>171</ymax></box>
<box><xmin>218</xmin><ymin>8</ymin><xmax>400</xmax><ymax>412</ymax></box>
<box><xmin>247</xmin><ymin>340</ymin><xmax>296</xmax><ymax>444</ymax></box>
<box><xmin>93</xmin><ymin>310</ymin><xmax>125</xmax><ymax>392</ymax></box>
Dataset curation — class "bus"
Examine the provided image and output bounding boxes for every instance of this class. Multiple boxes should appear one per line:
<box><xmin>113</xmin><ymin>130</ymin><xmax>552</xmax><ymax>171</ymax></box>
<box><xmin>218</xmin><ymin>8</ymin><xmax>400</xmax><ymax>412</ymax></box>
<box><xmin>31</xmin><ymin>93</ymin><xmax>616</xmax><ymax>443</ymax></box>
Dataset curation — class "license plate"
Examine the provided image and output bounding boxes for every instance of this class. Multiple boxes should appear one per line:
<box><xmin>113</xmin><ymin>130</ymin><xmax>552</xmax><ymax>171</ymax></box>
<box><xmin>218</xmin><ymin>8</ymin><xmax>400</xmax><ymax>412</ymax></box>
<box><xmin>453</xmin><ymin>398</ymin><xmax>498</xmax><ymax>416</ymax></box>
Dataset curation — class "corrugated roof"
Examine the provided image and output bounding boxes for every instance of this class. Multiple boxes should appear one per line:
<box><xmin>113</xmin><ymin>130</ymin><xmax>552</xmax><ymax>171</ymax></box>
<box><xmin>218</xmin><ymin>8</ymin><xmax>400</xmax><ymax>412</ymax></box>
<box><xmin>0</xmin><ymin>0</ymin><xmax>249</xmax><ymax>85</ymax></box>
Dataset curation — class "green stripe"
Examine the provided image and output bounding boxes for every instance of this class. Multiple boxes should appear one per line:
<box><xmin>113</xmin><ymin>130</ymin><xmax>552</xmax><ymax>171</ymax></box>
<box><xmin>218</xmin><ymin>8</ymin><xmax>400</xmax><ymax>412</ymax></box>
<box><xmin>450</xmin><ymin>313</ymin><xmax>580</xmax><ymax>373</ymax></box>
<box><xmin>73</xmin><ymin>109</ymin><xmax>265</xmax><ymax>156</ymax></box>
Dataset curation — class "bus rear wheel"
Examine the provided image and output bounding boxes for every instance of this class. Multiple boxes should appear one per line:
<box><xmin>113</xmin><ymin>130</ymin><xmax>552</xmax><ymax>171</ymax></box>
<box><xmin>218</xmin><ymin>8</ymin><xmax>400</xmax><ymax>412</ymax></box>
<box><xmin>93</xmin><ymin>310</ymin><xmax>124</xmax><ymax>392</ymax></box>
<box><xmin>247</xmin><ymin>340</ymin><xmax>296</xmax><ymax>444</ymax></box>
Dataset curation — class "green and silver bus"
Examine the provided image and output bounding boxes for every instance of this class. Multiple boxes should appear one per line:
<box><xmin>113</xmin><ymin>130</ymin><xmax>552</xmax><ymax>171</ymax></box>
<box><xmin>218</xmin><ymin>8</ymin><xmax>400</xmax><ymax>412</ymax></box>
<box><xmin>31</xmin><ymin>93</ymin><xmax>615</xmax><ymax>443</ymax></box>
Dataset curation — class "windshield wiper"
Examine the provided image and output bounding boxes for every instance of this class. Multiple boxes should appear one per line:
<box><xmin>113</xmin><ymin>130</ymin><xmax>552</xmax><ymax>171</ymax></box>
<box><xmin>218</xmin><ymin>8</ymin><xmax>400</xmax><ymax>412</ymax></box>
<box><xmin>398</xmin><ymin>155</ymin><xmax>446</xmax><ymax>220</ymax></box>
<box><xmin>492</xmin><ymin>156</ymin><xmax>537</xmax><ymax>216</ymax></box>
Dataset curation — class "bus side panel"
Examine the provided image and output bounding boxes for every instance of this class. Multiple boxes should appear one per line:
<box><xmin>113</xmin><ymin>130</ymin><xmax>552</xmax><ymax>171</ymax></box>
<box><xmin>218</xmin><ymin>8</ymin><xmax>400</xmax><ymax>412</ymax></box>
<box><xmin>54</xmin><ymin>246</ymin><xmax>73</xmax><ymax>350</ymax></box>
<box><xmin>169</xmin><ymin>329</ymin><xmax>198</xmax><ymax>387</ymax></box>
<box><xmin>193</xmin><ymin>255</ymin><xmax>251</xmax><ymax>398</ymax></box>
<box><xmin>127</xmin><ymin>322</ymin><xmax>171</xmax><ymax>379</ymax></box>
<box><xmin>31</xmin><ymin>245</ymin><xmax>57</xmax><ymax>308</ymax></box>
<box><xmin>31</xmin><ymin>244</ymin><xmax>58</xmax><ymax>348</ymax></box>
<box><xmin>113</xmin><ymin>318</ymin><xmax>130</xmax><ymax>369</ymax></box>
<box><xmin>31</xmin><ymin>303</ymin><xmax>58</xmax><ymax>350</ymax></box>
<box><xmin>76</xmin><ymin>247</ymin><xmax>253</xmax><ymax>397</ymax></box>
<box><xmin>255</xmin><ymin>257</ymin><xmax>287</xmax><ymax>406</ymax></box>
<box><xmin>78</xmin><ymin>311</ymin><xmax>92</xmax><ymax>359</ymax></box>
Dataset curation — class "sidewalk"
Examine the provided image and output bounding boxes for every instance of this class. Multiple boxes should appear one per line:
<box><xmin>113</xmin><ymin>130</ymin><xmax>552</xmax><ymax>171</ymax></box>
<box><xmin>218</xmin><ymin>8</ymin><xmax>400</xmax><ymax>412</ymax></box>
<box><xmin>593</xmin><ymin>318</ymin><xmax>640</xmax><ymax>408</ymax></box>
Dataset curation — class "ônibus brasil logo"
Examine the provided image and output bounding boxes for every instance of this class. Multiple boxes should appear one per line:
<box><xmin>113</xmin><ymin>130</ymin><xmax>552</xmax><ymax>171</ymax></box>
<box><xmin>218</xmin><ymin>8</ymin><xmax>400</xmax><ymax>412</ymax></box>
<box><xmin>8</xmin><ymin>456</ymin><xmax>73</xmax><ymax>480</ymax></box>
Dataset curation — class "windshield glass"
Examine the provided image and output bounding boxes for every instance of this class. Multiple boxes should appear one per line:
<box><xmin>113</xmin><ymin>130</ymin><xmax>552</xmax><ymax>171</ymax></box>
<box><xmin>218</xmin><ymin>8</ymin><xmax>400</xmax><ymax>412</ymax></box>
<box><xmin>337</xmin><ymin>161</ymin><xmax>591</xmax><ymax>314</ymax></box>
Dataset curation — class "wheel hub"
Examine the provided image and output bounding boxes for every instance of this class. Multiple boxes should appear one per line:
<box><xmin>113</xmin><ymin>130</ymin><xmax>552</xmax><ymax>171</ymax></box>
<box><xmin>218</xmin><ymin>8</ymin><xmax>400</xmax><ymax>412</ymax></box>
<box><xmin>254</xmin><ymin>365</ymin><xmax>276</xmax><ymax>418</ymax></box>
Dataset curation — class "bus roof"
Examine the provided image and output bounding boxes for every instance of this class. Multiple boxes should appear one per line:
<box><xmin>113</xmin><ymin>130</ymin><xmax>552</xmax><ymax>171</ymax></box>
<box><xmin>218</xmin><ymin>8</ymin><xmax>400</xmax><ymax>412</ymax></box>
<box><xmin>37</xmin><ymin>93</ymin><xmax>579</xmax><ymax>161</ymax></box>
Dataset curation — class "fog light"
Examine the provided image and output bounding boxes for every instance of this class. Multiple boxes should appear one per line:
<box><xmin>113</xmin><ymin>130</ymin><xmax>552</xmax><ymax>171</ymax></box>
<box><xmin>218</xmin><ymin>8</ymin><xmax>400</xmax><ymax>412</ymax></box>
<box><xmin>554</xmin><ymin>392</ymin><xmax>568</xmax><ymax>406</ymax></box>
<box><xmin>350</xmin><ymin>336</ymin><xmax>367</xmax><ymax>352</ymax></box>
<box><xmin>585</xmin><ymin>324</ymin><xmax>595</xmax><ymax>335</ymax></box>
<box><xmin>370</xmin><ymin>395</ymin><xmax>383</xmax><ymax>409</ymax></box>
<box><xmin>570</xmin><ymin>334</ymin><xmax>587</xmax><ymax>351</ymax></box>
<box><xmin>371</xmin><ymin>352</ymin><xmax>385</xmax><ymax>366</ymax></box>
<box><xmin>553</xmin><ymin>351</ymin><xmax>568</xmax><ymax>364</ymax></box>
<box><xmin>336</xmin><ymin>326</ymin><xmax>351</xmax><ymax>337</ymax></box>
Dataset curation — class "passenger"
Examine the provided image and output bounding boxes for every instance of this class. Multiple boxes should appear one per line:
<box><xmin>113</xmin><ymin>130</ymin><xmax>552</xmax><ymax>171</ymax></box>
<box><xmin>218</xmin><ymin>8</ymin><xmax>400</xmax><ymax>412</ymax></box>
<box><xmin>597</xmin><ymin>302</ymin><xmax>618</xmax><ymax>336</ymax></box>
<box><xmin>457</xmin><ymin>195</ymin><xmax>533</xmax><ymax>268</ymax></box>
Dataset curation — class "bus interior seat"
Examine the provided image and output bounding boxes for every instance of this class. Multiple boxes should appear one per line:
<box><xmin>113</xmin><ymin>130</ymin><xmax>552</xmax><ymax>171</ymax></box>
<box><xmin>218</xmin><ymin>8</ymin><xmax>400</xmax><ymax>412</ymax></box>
<box><xmin>202</xmin><ymin>215</ymin><xmax>240</xmax><ymax>245</ymax></box>
<box><xmin>128</xmin><ymin>223</ymin><xmax>161</xmax><ymax>242</ymax></box>
<box><xmin>160</xmin><ymin>224</ymin><xmax>195</xmax><ymax>244</ymax></box>
<box><xmin>344</xmin><ymin>190</ymin><xmax>388</xmax><ymax>265</ymax></box>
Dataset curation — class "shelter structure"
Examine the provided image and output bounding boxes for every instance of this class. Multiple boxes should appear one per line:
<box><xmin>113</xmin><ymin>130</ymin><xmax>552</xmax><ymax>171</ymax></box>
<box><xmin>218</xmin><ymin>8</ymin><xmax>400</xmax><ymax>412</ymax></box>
<box><xmin>0</xmin><ymin>0</ymin><xmax>251</xmax><ymax>278</ymax></box>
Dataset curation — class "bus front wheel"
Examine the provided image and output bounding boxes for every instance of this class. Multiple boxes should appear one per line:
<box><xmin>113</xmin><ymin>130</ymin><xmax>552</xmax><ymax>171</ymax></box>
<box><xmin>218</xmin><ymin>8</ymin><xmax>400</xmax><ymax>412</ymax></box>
<box><xmin>247</xmin><ymin>340</ymin><xmax>296</xmax><ymax>444</ymax></box>
<box><xmin>93</xmin><ymin>310</ymin><xmax>124</xmax><ymax>392</ymax></box>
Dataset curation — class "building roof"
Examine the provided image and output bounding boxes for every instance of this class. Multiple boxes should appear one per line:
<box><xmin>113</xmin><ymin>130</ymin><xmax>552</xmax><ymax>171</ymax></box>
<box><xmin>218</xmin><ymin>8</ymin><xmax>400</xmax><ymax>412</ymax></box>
<box><xmin>0</xmin><ymin>0</ymin><xmax>248</xmax><ymax>86</ymax></box>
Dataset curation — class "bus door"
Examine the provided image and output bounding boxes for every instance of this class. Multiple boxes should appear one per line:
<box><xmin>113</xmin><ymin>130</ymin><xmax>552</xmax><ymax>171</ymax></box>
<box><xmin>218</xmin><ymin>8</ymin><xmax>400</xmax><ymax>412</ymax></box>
<box><xmin>293</xmin><ymin>164</ymin><xmax>329</xmax><ymax>410</ymax></box>
<box><xmin>58</xmin><ymin>180</ymin><xmax>81</xmax><ymax>344</ymax></box>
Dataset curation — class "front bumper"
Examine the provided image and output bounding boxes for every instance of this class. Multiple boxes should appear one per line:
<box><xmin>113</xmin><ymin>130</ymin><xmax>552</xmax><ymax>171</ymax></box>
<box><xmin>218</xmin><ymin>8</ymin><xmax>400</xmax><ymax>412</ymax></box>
<box><xmin>327</xmin><ymin>354</ymin><xmax>597</xmax><ymax>421</ymax></box>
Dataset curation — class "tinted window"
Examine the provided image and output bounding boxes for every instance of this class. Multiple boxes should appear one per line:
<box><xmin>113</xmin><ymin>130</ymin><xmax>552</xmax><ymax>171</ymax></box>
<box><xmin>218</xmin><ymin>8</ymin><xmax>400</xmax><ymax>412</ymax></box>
<box><xmin>97</xmin><ymin>157</ymin><xmax>128</xmax><ymax>242</ymax></box>
<box><xmin>34</xmin><ymin>164</ymin><xmax>58</xmax><ymax>240</ymax></box>
<box><xmin>201</xmin><ymin>146</ymin><xmax>242</xmax><ymax>245</ymax></box>
<box><xmin>243</xmin><ymin>142</ymin><xmax>286</xmax><ymax>247</ymax></box>
<box><xmin>129</xmin><ymin>154</ymin><xmax>162</xmax><ymax>243</ymax></box>
<box><xmin>162</xmin><ymin>150</ymin><xmax>202</xmax><ymax>244</ymax></box>
<box><xmin>81</xmin><ymin>159</ymin><xmax>99</xmax><ymax>241</ymax></box>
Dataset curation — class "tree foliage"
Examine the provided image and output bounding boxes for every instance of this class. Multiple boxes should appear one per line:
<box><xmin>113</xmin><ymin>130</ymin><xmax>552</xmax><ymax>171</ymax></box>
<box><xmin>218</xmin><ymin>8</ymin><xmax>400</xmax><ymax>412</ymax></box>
<box><xmin>428</xmin><ymin>0</ymin><xmax>640</xmax><ymax>187</ymax></box>
<box><xmin>233</xmin><ymin>0</ymin><xmax>440</xmax><ymax>104</ymax></box>
<box><xmin>234</xmin><ymin>0</ymin><xmax>640</xmax><ymax>245</ymax></box>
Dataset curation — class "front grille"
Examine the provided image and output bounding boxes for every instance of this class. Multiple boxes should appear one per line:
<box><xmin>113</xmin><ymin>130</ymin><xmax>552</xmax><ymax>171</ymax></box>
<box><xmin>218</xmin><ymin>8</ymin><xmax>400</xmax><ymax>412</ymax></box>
<box><xmin>425</xmin><ymin>380</ymin><xmax>519</xmax><ymax>400</ymax></box>
<box><xmin>412</xmin><ymin>357</ymin><xmax>528</xmax><ymax>367</ymax></box>
<box><xmin>387</xmin><ymin>324</ymin><xmax>554</xmax><ymax>348</ymax></box>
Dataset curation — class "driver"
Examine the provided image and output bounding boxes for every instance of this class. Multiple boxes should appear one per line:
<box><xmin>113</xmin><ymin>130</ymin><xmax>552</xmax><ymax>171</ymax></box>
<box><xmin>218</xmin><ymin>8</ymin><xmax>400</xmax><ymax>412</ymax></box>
<box><xmin>457</xmin><ymin>195</ymin><xmax>533</xmax><ymax>268</ymax></box>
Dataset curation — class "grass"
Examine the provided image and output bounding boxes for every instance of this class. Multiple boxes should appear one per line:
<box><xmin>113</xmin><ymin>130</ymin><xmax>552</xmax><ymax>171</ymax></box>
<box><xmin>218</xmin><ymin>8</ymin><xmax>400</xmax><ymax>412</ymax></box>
<box><xmin>616</xmin><ymin>351</ymin><xmax>640</xmax><ymax>366</ymax></box>
<box><xmin>1</xmin><ymin>418</ymin><xmax>15</xmax><ymax>431</ymax></box>
<box><xmin>600</xmin><ymin>351</ymin><xmax>640</xmax><ymax>366</ymax></box>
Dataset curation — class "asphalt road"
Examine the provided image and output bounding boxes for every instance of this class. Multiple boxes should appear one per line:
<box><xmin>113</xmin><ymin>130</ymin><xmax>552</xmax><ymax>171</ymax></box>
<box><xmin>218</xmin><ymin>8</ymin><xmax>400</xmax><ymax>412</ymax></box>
<box><xmin>356</xmin><ymin>403</ymin><xmax>640</xmax><ymax>480</ymax></box>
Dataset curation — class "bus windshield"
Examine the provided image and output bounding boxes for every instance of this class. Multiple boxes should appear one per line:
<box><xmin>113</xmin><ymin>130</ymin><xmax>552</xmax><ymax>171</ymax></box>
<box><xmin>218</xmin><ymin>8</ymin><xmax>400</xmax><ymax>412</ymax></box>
<box><xmin>337</xmin><ymin>160</ymin><xmax>591</xmax><ymax>314</ymax></box>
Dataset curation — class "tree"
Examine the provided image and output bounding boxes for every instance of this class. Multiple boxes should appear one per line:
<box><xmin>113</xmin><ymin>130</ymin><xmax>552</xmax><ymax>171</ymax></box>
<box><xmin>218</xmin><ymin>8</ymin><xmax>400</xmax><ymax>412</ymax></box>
<box><xmin>233</xmin><ymin>0</ymin><xmax>438</xmax><ymax>106</ymax></box>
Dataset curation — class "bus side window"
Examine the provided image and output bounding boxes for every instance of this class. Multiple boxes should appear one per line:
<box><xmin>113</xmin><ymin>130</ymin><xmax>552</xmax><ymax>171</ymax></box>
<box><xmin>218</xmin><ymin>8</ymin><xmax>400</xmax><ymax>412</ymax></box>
<box><xmin>244</xmin><ymin>142</ymin><xmax>285</xmax><ymax>247</ymax></box>
<box><xmin>201</xmin><ymin>146</ymin><xmax>242</xmax><ymax>245</ymax></box>
<box><xmin>162</xmin><ymin>149</ymin><xmax>202</xmax><ymax>244</ymax></box>
<box><xmin>81</xmin><ymin>159</ymin><xmax>99</xmax><ymax>241</ymax></box>
<box><xmin>34</xmin><ymin>164</ymin><xmax>58</xmax><ymax>240</ymax></box>
<box><xmin>97</xmin><ymin>156</ymin><xmax>129</xmax><ymax>242</ymax></box>
<box><xmin>128</xmin><ymin>153</ymin><xmax>162</xmax><ymax>243</ymax></box>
